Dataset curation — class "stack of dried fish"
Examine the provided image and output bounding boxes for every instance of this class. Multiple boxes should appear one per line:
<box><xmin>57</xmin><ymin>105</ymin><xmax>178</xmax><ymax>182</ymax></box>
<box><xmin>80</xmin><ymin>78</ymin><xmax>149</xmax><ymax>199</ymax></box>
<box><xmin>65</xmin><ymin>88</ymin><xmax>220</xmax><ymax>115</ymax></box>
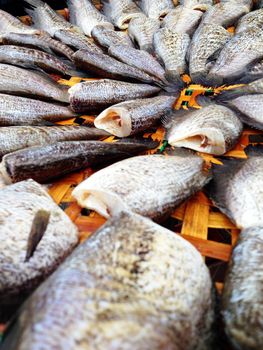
<box><xmin>1</xmin><ymin>1</ymin><xmax>263</xmax><ymax>349</ymax></box>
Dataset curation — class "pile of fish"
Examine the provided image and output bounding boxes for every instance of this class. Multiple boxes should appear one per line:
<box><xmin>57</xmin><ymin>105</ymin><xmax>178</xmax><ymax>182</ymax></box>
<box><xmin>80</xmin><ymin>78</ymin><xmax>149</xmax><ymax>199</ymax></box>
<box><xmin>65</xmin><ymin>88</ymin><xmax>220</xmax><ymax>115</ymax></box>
<box><xmin>0</xmin><ymin>0</ymin><xmax>263</xmax><ymax>349</ymax></box>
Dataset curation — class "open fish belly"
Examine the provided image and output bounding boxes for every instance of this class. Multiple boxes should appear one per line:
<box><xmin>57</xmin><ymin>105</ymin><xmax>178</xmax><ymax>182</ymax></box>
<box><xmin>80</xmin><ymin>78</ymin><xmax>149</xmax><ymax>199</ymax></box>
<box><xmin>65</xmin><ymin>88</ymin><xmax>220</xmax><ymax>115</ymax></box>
<box><xmin>1</xmin><ymin>211</ymin><xmax>214</xmax><ymax>350</ymax></box>
<box><xmin>73</xmin><ymin>154</ymin><xmax>211</xmax><ymax>221</ymax></box>
<box><xmin>0</xmin><ymin>179</ymin><xmax>78</xmax><ymax>319</ymax></box>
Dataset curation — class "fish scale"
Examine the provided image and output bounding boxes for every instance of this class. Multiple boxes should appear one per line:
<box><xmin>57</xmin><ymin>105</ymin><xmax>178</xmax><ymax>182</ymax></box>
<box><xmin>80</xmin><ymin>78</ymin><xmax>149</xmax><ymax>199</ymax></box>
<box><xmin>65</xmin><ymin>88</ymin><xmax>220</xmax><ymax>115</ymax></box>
<box><xmin>138</xmin><ymin>0</ymin><xmax>174</xmax><ymax>20</ymax></box>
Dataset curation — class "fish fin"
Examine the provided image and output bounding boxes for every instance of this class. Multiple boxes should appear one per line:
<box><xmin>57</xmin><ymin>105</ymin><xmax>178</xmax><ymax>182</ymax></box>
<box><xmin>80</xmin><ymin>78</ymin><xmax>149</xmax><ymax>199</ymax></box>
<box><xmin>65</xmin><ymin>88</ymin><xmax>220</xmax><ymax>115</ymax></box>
<box><xmin>165</xmin><ymin>71</ymin><xmax>185</xmax><ymax>90</ymax></box>
<box><xmin>215</xmin><ymin>88</ymin><xmax>246</xmax><ymax>102</ymax></box>
<box><xmin>165</xmin><ymin>146</ymin><xmax>196</xmax><ymax>157</ymax></box>
<box><xmin>206</xmin><ymin>48</ymin><xmax>222</xmax><ymax>66</ymax></box>
<box><xmin>23</xmin><ymin>0</ymin><xmax>45</xmax><ymax>8</ymax></box>
<box><xmin>116</xmin><ymin>138</ymin><xmax>159</xmax><ymax>149</ymax></box>
<box><xmin>244</xmin><ymin>144</ymin><xmax>263</xmax><ymax>157</ymax></box>
<box><xmin>196</xmin><ymin>95</ymin><xmax>215</xmax><ymax>107</ymax></box>
<box><xmin>191</xmin><ymin>72</ymin><xmax>213</xmax><ymax>86</ymax></box>
<box><xmin>206</xmin><ymin>159</ymin><xmax>245</xmax><ymax>220</ymax></box>
<box><xmin>25</xmin><ymin>210</ymin><xmax>50</xmax><ymax>262</ymax></box>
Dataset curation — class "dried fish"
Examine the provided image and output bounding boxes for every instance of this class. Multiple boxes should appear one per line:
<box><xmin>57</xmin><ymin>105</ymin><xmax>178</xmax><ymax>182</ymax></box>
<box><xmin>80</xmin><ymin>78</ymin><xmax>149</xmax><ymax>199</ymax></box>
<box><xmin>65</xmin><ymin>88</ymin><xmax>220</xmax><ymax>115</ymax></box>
<box><xmin>92</xmin><ymin>25</ymin><xmax>133</xmax><ymax>49</ymax></box>
<box><xmin>138</xmin><ymin>0</ymin><xmax>174</xmax><ymax>20</ymax></box>
<box><xmin>102</xmin><ymin>0</ymin><xmax>143</xmax><ymax>29</ymax></box>
<box><xmin>1</xmin><ymin>211</ymin><xmax>214</xmax><ymax>350</ymax></box>
<box><xmin>0</xmin><ymin>140</ymin><xmax>158</xmax><ymax>183</ymax></box>
<box><xmin>95</xmin><ymin>95</ymin><xmax>176</xmax><ymax>137</ymax></box>
<box><xmin>163</xmin><ymin>97</ymin><xmax>243</xmax><ymax>155</ymax></box>
<box><xmin>162</xmin><ymin>6</ymin><xmax>202</xmax><ymax>36</ymax></box>
<box><xmin>0</xmin><ymin>125</ymin><xmax>108</xmax><ymax>158</ymax></box>
<box><xmin>67</xmin><ymin>0</ymin><xmax>113</xmax><ymax>36</ymax></box>
<box><xmin>73</xmin><ymin>49</ymin><xmax>161</xmax><ymax>85</ymax></box>
<box><xmin>235</xmin><ymin>8</ymin><xmax>263</xmax><ymax>34</ymax></box>
<box><xmin>0</xmin><ymin>9</ymin><xmax>40</xmax><ymax>35</ymax></box>
<box><xmin>0</xmin><ymin>45</ymin><xmax>75</xmax><ymax>75</ymax></box>
<box><xmin>0</xmin><ymin>93</ymin><xmax>77</xmax><ymax>126</ymax></box>
<box><xmin>189</xmin><ymin>24</ymin><xmax>231</xmax><ymax>85</ymax></box>
<box><xmin>0</xmin><ymin>63</ymin><xmax>69</xmax><ymax>102</ymax></box>
<box><xmin>207</xmin><ymin>145</ymin><xmax>263</xmax><ymax>350</ymax></box>
<box><xmin>0</xmin><ymin>32</ymin><xmax>75</xmax><ymax>61</ymax></box>
<box><xmin>153</xmin><ymin>27</ymin><xmax>190</xmax><ymax>87</ymax></box>
<box><xmin>73</xmin><ymin>151</ymin><xmax>211</xmax><ymax>221</ymax></box>
<box><xmin>128</xmin><ymin>15</ymin><xmax>160</xmax><ymax>53</ymax></box>
<box><xmin>0</xmin><ymin>179</ymin><xmax>78</xmax><ymax>321</ymax></box>
<box><xmin>69</xmin><ymin>79</ymin><xmax>160</xmax><ymax>113</ymax></box>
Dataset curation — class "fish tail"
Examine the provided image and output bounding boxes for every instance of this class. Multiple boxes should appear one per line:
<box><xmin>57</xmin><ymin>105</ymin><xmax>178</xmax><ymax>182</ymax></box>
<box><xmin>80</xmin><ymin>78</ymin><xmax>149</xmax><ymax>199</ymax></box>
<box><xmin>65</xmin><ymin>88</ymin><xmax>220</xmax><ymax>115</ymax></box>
<box><xmin>165</xmin><ymin>70</ymin><xmax>185</xmax><ymax>90</ymax></box>
<box><xmin>244</xmin><ymin>144</ymin><xmax>263</xmax><ymax>157</ymax></box>
<box><xmin>190</xmin><ymin>72</ymin><xmax>213</xmax><ymax>87</ymax></box>
<box><xmin>196</xmin><ymin>95</ymin><xmax>215</xmax><ymax>107</ymax></box>
<box><xmin>215</xmin><ymin>88</ymin><xmax>246</xmax><ymax>102</ymax></box>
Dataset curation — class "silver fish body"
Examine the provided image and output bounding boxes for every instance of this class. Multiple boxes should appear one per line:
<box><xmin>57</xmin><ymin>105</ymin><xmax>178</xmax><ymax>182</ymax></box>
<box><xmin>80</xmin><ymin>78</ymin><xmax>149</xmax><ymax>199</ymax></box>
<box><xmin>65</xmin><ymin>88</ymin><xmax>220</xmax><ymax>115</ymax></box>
<box><xmin>0</xmin><ymin>140</ymin><xmax>158</xmax><ymax>184</ymax></box>
<box><xmin>0</xmin><ymin>93</ymin><xmax>77</xmax><ymax>126</ymax></box>
<box><xmin>0</xmin><ymin>125</ymin><xmax>109</xmax><ymax>158</ymax></box>
<box><xmin>235</xmin><ymin>8</ymin><xmax>263</xmax><ymax>34</ymax></box>
<box><xmin>222</xmin><ymin>94</ymin><xmax>263</xmax><ymax>130</ymax></box>
<box><xmin>0</xmin><ymin>9</ymin><xmax>40</xmax><ymax>35</ymax></box>
<box><xmin>73</xmin><ymin>49</ymin><xmax>161</xmax><ymax>85</ymax></box>
<box><xmin>138</xmin><ymin>0</ymin><xmax>175</xmax><ymax>20</ymax></box>
<box><xmin>94</xmin><ymin>95</ymin><xmax>176</xmax><ymax>137</ymax></box>
<box><xmin>73</xmin><ymin>152</ymin><xmax>211</xmax><ymax>221</ymax></box>
<box><xmin>189</xmin><ymin>24</ymin><xmax>231</xmax><ymax>85</ymax></box>
<box><xmin>128</xmin><ymin>14</ymin><xmax>160</xmax><ymax>53</ymax></box>
<box><xmin>69</xmin><ymin>79</ymin><xmax>161</xmax><ymax>113</ymax></box>
<box><xmin>0</xmin><ymin>63</ymin><xmax>69</xmax><ymax>102</ymax></box>
<box><xmin>163</xmin><ymin>100</ymin><xmax>243</xmax><ymax>155</ymax></box>
<box><xmin>67</xmin><ymin>0</ymin><xmax>113</xmax><ymax>36</ymax></box>
<box><xmin>108</xmin><ymin>44</ymin><xmax>166</xmax><ymax>83</ymax></box>
<box><xmin>0</xmin><ymin>32</ymin><xmax>75</xmax><ymax>61</ymax></box>
<box><xmin>0</xmin><ymin>45</ymin><xmax>74</xmax><ymax>75</ymax></box>
<box><xmin>162</xmin><ymin>6</ymin><xmax>203</xmax><ymax>36</ymax></box>
<box><xmin>0</xmin><ymin>179</ymin><xmax>78</xmax><ymax>321</ymax></box>
<box><xmin>1</xmin><ymin>210</ymin><xmax>214</xmax><ymax>350</ymax></box>
<box><xmin>102</xmin><ymin>0</ymin><xmax>143</xmax><ymax>29</ymax></box>
<box><xmin>153</xmin><ymin>27</ymin><xmax>190</xmax><ymax>86</ymax></box>
<box><xmin>24</xmin><ymin>0</ymin><xmax>80</xmax><ymax>36</ymax></box>
<box><xmin>207</xmin><ymin>146</ymin><xmax>263</xmax><ymax>349</ymax></box>
<box><xmin>179</xmin><ymin>0</ymin><xmax>213</xmax><ymax>11</ymax></box>
<box><xmin>207</xmin><ymin>27</ymin><xmax>263</xmax><ymax>86</ymax></box>
<box><xmin>92</xmin><ymin>25</ymin><xmax>133</xmax><ymax>49</ymax></box>
<box><xmin>54</xmin><ymin>29</ymin><xmax>103</xmax><ymax>53</ymax></box>
<box><xmin>200</xmin><ymin>2</ymin><xmax>250</xmax><ymax>28</ymax></box>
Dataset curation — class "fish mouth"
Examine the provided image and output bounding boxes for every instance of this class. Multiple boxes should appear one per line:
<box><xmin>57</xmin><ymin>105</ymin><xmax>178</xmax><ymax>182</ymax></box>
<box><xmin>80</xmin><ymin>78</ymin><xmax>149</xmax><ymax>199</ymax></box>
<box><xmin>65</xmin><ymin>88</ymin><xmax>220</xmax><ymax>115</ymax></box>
<box><xmin>72</xmin><ymin>188</ymin><xmax>126</xmax><ymax>218</ymax></box>
<box><xmin>168</xmin><ymin>130</ymin><xmax>226</xmax><ymax>155</ymax></box>
<box><xmin>94</xmin><ymin>106</ymin><xmax>132</xmax><ymax>137</ymax></box>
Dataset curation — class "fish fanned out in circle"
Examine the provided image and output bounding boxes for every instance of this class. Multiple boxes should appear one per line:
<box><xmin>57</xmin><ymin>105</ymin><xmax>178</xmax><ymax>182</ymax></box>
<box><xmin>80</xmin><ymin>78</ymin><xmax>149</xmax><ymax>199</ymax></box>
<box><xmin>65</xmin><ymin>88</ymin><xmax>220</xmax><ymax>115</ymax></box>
<box><xmin>69</xmin><ymin>79</ymin><xmax>161</xmax><ymax>113</ymax></box>
<box><xmin>1</xmin><ymin>210</ymin><xmax>215</xmax><ymax>350</ymax></box>
<box><xmin>128</xmin><ymin>14</ymin><xmax>160</xmax><ymax>53</ymax></box>
<box><xmin>94</xmin><ymin>95</ymin><xmax>176</xmax><ymax>137</ymax></box>
<box><xmin>0</xmin><ymin>139</ymin><xmax>158</xmax><ymax>184</ymax></box>
<box><xmin>0</xmin><ymin>125</ymin><xmax>109</xmax><ymax>158</ymax></box>
<box><xmin>162</xmin><ymin>98</ymin><xmax>243</xmax><ymax>155</ymax></box>
<box><xmin>206</xmin><ymin>145</ymin><xmax>263</xmax><ymax>350</ymax></box>
<box><xmin>73</xmin><ymin>152</ymin><xmax>211</xmax><ymax>221</ymax></box>
<box><xmin>102</xmin><ymin>0</ymin><xmax>143</xmax><ymax>29</ymax></box>
<box><xmin>66</xmin><ymin>0</ymin><xmax>114</xmax><ymax>36</ymax></box>
<box><xmin>0</xmin><ymin>179</ymin><xmax>78</xmax><ymax>322</ymax></box>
